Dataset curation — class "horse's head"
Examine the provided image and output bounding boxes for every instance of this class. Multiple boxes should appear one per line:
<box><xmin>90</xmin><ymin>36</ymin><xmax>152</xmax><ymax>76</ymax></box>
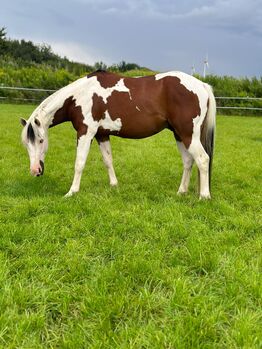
<box><xmin>20</xmin><ymin>117</ymin><xmax>48</xmax><ymax>176</ymax></box>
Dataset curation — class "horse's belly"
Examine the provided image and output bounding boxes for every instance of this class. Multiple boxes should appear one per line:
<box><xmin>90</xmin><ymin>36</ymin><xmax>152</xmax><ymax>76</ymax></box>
<box><xmin>115</xmin><ymin>113</ymin><xmax>168</xmax><ymax>139</ymax></box>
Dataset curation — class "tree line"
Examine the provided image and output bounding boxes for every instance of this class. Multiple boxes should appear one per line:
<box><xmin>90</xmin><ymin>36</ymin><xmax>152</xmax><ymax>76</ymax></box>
<box><xmin>0</xmin><ymin>27</ymin><xmax>148</xmax><ymax>74</ymax></box>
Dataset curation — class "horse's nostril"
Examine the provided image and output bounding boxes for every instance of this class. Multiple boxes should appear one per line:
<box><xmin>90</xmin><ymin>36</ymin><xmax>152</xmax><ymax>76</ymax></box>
<box><xmin>40</xmin><ymin>161</ymin><xmax>45</xmax><ymax>175</ymax></box>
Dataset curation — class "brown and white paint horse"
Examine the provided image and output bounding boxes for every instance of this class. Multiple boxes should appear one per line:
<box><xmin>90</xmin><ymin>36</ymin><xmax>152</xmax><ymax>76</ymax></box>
<box><xmin>21</xmin><ymin>70</ymin><xmax>216</xmax><ymax>199</ymax></box>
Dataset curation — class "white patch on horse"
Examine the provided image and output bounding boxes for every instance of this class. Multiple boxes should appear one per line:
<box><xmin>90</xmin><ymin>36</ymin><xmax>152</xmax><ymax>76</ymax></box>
<box><xmin>100</xmin><ymin>111</ymin><xmax>122</xmax><ymax>131</ymax></box>
<box><xmin>95</xmin><ymin>78</ymin><xmax>132</xmax><ymax>102</ymax></box>
<box><xmin>136</xmin><ymin>106</ymin><xmax>141</xmax><ymax>111</ymax></box>
<box><xmin>176</xmin><ymin>141</ymin><xmax>193</xmax><ymax>195</ymax></box>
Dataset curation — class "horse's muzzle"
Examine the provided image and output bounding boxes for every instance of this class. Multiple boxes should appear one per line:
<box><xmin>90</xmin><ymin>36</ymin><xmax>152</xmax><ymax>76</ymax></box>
<box><xmin>32</xmin><ymin>161</ymin><xmax>44</xmax><ymax>177</ymax></box>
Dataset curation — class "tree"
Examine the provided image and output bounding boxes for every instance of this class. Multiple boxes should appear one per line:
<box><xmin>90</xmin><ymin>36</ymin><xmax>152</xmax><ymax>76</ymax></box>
<box><xmin>94</xmin><ymin>61</ymin><xmax>107</xmax><ymax>71</ymax></box>
<box><xmin>0</xmin><ymin>27</ymin><xmax>6</xmax><ymax>41</ymax></box>
<box><xmin>0</xmin><ymin>27</ymin><xmax>7</xmax><ymax>55</ymax></box>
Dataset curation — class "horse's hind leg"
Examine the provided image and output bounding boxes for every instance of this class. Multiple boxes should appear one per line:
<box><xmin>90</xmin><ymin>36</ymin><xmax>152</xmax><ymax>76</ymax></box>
<box><xmin>176</xmin><ymin>141</ymin><xmax>194</xmax><ymax>195</ymax></box>
<box><xmin>96</xmin><ymin>135</ymin><xmax>118</xmax><ymax>186</ymax></box>
<box><xmin>188</xmin><ymin>140</ymin><xmax>210</xmax><ymax>199</ymax></box>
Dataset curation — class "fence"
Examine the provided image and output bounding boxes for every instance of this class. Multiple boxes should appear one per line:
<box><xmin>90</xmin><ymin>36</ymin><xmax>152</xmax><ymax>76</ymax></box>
<box><xmin>0</xmin><ymin>86</ymin><xmax>56</xmax><ymax>104</ymax></box>
<box><xmin>0</xmin><ymin>86</ymin><xmax>262</xmax><ymax>115</ymax></box>
<box><xmin>215</xmin><ymin>96</ymin><xmax>262</xmax><ymax>112</ymax></box>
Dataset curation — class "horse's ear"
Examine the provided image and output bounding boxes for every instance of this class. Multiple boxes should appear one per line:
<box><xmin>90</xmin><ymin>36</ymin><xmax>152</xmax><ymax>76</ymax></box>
<box><xmin>20</xmin><ymin>118</ymin><xmax>27</xmax><ymax>127</ymax></box>
<box><xmin>34</xmin><ymin>118</ymin><xmax>41</xmax><ymax>127</ymax></box>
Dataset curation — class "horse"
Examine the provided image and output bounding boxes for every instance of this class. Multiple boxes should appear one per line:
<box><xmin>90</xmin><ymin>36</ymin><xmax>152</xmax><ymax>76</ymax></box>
<box><xmin>20</xmin><ymin>70</ymin><xmax>216</xmax><ymax>199</ymax></box>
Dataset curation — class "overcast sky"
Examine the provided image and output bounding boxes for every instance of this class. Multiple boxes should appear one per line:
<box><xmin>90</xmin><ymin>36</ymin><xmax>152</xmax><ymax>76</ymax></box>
<box><xmin>1</xmin><ymin>0</ymin><xmax>262</xmax><ymax>77</ymax></box>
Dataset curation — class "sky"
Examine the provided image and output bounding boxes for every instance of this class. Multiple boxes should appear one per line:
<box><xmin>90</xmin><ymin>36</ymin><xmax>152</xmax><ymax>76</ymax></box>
<box><xmin>1</xmin><ymin>0</ymin><xmax>262</xmax><ymax>77</ymax></box>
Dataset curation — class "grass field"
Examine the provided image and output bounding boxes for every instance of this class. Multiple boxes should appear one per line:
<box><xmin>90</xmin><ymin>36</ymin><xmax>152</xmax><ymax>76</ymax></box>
<box><xmin>0</xmin><ymin>103</ymin><xmax>261</xmax><ymax>348</ymax></box>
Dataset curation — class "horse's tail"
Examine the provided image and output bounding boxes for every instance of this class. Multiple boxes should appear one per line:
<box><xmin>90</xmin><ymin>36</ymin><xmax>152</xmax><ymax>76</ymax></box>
<box><xmin>200</xmin><ymin>83</ymin><xmax>216</xmax><ymax>191</ymax></box>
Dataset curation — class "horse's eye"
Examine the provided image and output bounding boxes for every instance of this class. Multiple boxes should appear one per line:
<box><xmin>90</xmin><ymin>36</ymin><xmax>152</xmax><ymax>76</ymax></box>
<box><xmin>40</xmin><ymin>139</ymin><xmax>44</xmax><ymax>144</ymax></box>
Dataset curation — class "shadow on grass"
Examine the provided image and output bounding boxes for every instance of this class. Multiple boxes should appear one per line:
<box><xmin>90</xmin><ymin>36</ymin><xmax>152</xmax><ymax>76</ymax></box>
<box><xmin>5</xmin><ymin>167</ymin><xmax>201</xmax><ymax>204</ymax></box>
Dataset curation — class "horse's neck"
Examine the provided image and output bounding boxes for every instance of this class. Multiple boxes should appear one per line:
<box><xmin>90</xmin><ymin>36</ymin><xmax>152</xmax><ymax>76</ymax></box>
<box><xmin>36</xmin><ymin>88</ymin><xmax>72</xmax><ymax>128</ymax></box>
<box><xmin>40</xmin><ymin>77</ymin><xmax>89</xmax><ymax>129</ymax></box>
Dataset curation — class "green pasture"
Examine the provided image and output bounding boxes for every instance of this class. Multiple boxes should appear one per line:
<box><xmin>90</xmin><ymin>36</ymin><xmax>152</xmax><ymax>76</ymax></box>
<box><xmin>0</xmin><ymin>104</ymin><xmax>261</xmax><ymax>348</ymax></box>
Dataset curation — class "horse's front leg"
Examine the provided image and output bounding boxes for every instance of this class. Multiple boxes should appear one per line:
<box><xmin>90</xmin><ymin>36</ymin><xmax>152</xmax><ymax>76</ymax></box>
<box><xmin>65</xmin><ymin>130</ymin><xmax>96</xmax><ymax>197</ymax></box>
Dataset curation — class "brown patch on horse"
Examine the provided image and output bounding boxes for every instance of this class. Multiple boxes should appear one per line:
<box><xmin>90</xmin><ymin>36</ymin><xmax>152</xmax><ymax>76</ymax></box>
<box><xmin>95</xmin><ymin>134</ymin><xmax>109</xmax><ymax>144</ymax></box>
<box><xmin>91</xmin><ymin>93</ymin><xmax>107</xmax><ymax>121</ymax></box>
<box><xmin>104</xmin><ymin>77</ymin><xmax>168</xmax><ymax>138</ymax></box>
<box><xmin>50</xmin><ymin>96</ymin><xmax>72</xmax><ymax>127</ymax></box>
<box><xmin>107</xmin><ymin>90</ymin><xmax>139</xmax><ymax>118</ymax></box>
<box><xmin>51</xmin><ymin>96</ymin><xmax>88</xmax><ymax>139</ymax></box>
<box><xmin>123</xmin><ymin>75</ymin><xmax>165</xmax><ymax>112</ymax></box>
<box><xmin>162</xmin><ymin>76</ymin><xmax>201</xmax><ymax>148</ymax></box>
<box><xmin>87</xmin><ymin>70</ymin><xmax>121</xmax><ymax>89</ymax></box>
<box><xmin>173</xmin><ymin>130</ymin><xmax>182</xmax><ymax>142</ymax></box>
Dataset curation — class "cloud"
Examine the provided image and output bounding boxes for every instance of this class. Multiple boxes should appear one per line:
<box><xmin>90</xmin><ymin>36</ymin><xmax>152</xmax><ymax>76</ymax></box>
<box><xmin>74</xmin><ymin>0</ymin><xmax>262</xmax><ymax>36</ymax></box>
<box><xmin>180</xmin><ymin>0</ymin><xmax>262</xmax><ymax>36</ymax></box>
<box><xmin>48</xmin><ymin>41</ymin><xmax>111</xmax><ymax>65</ymax></box>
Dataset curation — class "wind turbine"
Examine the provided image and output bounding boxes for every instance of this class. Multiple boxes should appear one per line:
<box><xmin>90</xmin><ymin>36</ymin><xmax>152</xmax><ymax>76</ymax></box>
<box><xmin>203</xmin><ymin>54</ymin><xmax>209</xmax><ymax>78</ymax></box>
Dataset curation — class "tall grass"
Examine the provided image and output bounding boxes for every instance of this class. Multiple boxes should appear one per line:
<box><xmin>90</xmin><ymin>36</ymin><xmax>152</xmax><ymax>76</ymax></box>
<box><xmin>0</xmin><ymin>104</ymin><xmax>261</xmax><ymax>348</ymax></box>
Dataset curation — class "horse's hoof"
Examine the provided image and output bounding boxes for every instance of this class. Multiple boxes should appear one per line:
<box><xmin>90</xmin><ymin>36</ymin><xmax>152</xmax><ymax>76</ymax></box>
<box><xmin>199</xmin><ymin>194</ymin><xmax>211</xmax><ymax>200</ymax></box>
<box><xmin>177</xmin><ymin>190</ymin><xmax>187</xmax><ymax>196</ymax></box>
<box><xmin>64</xmin><ymin>191</ymin><xmax>74</xmax><ymax>198</ymax></box>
